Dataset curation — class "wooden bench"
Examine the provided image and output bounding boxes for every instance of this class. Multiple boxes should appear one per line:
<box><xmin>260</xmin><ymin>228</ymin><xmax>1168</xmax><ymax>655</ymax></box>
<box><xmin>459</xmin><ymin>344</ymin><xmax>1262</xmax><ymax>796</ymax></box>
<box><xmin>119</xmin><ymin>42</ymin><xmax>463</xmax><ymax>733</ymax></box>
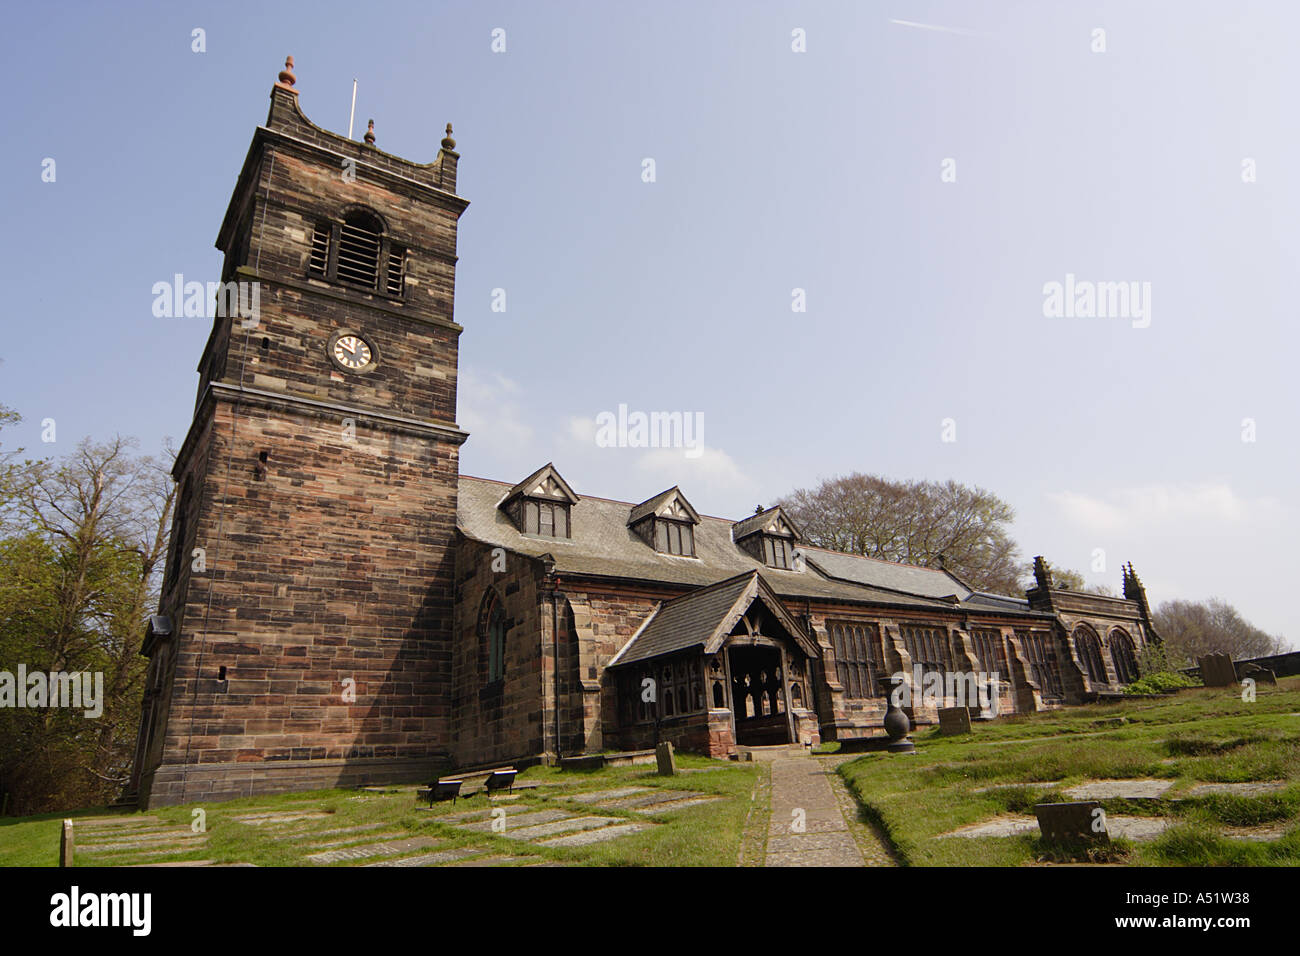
<box><xmin>484</xmin><ymin>769</ymin><xmax>517</xmax><ymax>795</ymax></box>
<box><xmin>416</xmin><ymin>778</ymin><xmax>463</xmax><ymax>807</ymax></box>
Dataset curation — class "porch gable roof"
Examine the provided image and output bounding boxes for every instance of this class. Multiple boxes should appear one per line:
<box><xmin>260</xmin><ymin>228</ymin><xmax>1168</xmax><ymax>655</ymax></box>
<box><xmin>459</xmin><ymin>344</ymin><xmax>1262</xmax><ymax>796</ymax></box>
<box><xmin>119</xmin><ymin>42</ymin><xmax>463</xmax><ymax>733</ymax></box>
<box><xmin>608</xmin><ymin>570</ymin><xmax>819</xmax><ymax>668</ymax></box>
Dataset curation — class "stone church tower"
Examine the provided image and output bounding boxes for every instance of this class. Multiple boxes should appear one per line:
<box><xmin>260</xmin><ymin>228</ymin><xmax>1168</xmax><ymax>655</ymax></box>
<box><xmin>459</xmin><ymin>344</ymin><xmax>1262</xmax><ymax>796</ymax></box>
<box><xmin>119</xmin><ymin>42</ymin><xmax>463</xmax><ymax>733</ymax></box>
<box><xmin>129</xmin><ymin>58</ymin><xmax>468</xmax><ymax>807</ymax></box>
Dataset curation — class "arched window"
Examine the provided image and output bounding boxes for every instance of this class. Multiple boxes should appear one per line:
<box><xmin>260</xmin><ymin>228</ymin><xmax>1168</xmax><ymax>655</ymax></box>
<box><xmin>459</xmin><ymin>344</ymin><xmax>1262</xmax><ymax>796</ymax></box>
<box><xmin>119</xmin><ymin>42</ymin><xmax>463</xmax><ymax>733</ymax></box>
<box><xmin>1110</xmin><ymin>629</ymin><xmax>1139</xmax><ymax>684</ymax></box>
<box><xmin>337</xmin><ymin>211</ymin><xmax>383</xmax><ymax>289</ymax></box>
<box><xmin>307</xmin><ymin>208</ymin><xmax>406</xmax><ymax>298</ymax></box>
<box><xmin>1018</xmin><ymin>630</ymin><xmax>1064</xmax><ymax>700</ymax></box>
<box><xmin>481</xmin><ymin>591</ymin><xmax>507</xmax><ymax>683</ymax></box>
<box><xmin>1072</xmin><ymin>626</ymin><xmax>1107</xmax><ymax>684</ymax></box>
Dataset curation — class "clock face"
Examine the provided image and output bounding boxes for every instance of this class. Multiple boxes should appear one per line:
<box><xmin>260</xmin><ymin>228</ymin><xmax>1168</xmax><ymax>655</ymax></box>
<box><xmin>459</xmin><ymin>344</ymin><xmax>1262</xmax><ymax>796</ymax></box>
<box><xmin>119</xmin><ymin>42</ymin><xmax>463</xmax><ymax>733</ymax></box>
<box><xmin>332</xmin><ymin>333</ymin><xmax>373</xmax><ymax>370</ymax></box>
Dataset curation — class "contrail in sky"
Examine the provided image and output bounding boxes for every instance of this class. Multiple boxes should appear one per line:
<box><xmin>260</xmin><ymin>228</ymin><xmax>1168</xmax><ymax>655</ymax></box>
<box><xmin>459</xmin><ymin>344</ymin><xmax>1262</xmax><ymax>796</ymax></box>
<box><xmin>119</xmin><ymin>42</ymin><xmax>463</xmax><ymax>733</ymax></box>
<box><xmin>889</xmin><ymin>18</ymin><xmax>988</xmax><ymax>38</ymax></box>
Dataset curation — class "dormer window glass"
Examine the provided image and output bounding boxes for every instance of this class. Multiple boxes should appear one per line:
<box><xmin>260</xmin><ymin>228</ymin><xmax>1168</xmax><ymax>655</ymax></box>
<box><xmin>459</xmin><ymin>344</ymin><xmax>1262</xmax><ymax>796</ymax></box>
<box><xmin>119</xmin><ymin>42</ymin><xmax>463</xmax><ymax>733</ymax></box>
<box><xmin>764</xmin><ymin>535</ymin><xmax>793</xmax><ymax>570</ymax></box>
<box><xmin>525</xmin><ymin>499</ymin><xmax>569</xmax><ymax>538</ymax></box>
<box><xmin>655</xmin><ymin>519</ymin><xmax>695</xmax><ymax>557</ymax></box>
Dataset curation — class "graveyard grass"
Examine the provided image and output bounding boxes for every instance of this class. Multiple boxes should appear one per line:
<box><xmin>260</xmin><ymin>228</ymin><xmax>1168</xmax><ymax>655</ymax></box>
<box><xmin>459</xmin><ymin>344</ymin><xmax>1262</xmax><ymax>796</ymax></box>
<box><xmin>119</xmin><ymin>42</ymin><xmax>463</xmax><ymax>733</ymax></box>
<box><xmin>0</xmin><ymin>752</ymin><xmax>759</xmax><ymax>867</ymax></box>
<box><xmin>838</xmin><ymin>676</ymin><xmax>1300</xmax><ymax>866</ymax></box>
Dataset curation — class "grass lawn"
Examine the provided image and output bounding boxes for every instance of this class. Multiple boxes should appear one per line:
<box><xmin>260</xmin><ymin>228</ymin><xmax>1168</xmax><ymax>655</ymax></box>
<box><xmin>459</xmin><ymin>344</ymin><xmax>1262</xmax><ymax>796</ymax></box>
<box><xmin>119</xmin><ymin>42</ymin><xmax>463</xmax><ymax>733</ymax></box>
<box><xmin>837</xmin><ymin>676</ymin><xmax>1300</xmax><ymax>866</ymax></box>
<box><xmin>0</xmin><ymin>751</ymin><xmax>760</xmax><ymax>867</ymax></box>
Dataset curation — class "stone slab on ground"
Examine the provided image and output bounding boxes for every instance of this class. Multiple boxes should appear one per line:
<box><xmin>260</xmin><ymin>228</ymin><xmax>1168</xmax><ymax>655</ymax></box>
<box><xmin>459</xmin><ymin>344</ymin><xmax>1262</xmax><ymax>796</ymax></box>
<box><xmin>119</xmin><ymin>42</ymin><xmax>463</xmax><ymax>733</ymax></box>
<box><xmin>458</xmin><ymin>809</ymin><xmax>570</xmax><ymax>832</ymax></box>
<box><xmin>306</xmin><ymin>836</ymin><xmax>440</xmax><ymax>864</ymax></box>
<box><xmin>78</xmin><ymin>825</ymin><xmax>201</xmax><ymax>841</ymax></box>
<box><xmin>937</xmin><ymin>814</ymin><xmax>1172</xmax><ymax>841</ymax></box>
<box><xmin>365</xmin><ymin>846</ymin><xmax>485</xmax><ymax>867</ymax></box>
<box><xmin>537</xmin><ymin>822</ymin><xmax>650</xmax><ymax>847</ymax></box>
<box><xmin>633</xmin><ymin>795</ymin><xmax>722</xmax><ymax>815</ymax></box>
<box><xmin>1181</xmin><ymin>781</ymin><xmax>1287</xmax><ymax>798</ymax></box>
<box><xmin>439</xmin><ymin>803</ymin><xmax>553</xmax><ymax>824</ymax></box>
<box><xmin>271</xmin><ymin>822</ymin><xmax>390</xmax><ymax>840</ymax></box>
<box><xmin>446</xmin><ymin>854</ymin><xmax>534</xmax><ymax>866</ymax></box>
<box><xmin>972</xmin><ymin>781</ymin><xmax>1063</xmax><ymax>794</ymax></box>
<box><xmin>1063</xmin><ymin>779</ymin><xmax>1174</xmax><ymax>800</ymax></box>
<box><xmin>233</xmin><ymin>811</ymin><xmax>334</xmax><ymax>825</ymax></box>
<box><xmin>598</xmin><ymin>789</ymin><xmax>706</xmax><ymax>810</ymax></box>
<box><xmin>76</xmin><ymin>815</ymin><xmax>161</xmax><ymax>829</ymax></box>
<box><xmin>568</xmin><ymin>787</ymin><xmax>651</xmax><ymax>804</ymax></box>
<box><xmin>502</xmin><ymin>815</ymin><xmax>623</xmax><ymax>841</ymax></box>
<box><xmin>938</xmin><ymin>815</ymin><xmax>1041</xmax><ymax>839</ymax></box>
<box><xmin>78</xmin><ymin>832</ymin><xmax>208</xmax><ymax>852</ymax></box>
<box><xmin>1221</xmin><ymin>823</ymin><xmax>1289</xmax><ymax>841</ymax></box>
<box><xmin>308</xmin><ymin>831</ymin><xmax>406</xmax><ymax>849</ymax></box>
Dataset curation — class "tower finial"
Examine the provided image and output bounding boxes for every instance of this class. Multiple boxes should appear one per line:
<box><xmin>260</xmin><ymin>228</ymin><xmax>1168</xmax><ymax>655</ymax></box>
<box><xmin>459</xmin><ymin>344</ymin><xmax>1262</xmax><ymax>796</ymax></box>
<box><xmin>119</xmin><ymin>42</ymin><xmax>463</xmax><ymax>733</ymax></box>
<box><xmin>277</xmin><ymin>55</ymin><xmax>296</xmax><ymax>88</ymax></box>
<box><xmin>364</xmin><ymin>118</ymin><xmax>376</xmax><ymax>146</ymax></box>
<box><xmin>441</xmin><ymin>123</ymin><xmax>456</xmax><ymax>150</ymax></box>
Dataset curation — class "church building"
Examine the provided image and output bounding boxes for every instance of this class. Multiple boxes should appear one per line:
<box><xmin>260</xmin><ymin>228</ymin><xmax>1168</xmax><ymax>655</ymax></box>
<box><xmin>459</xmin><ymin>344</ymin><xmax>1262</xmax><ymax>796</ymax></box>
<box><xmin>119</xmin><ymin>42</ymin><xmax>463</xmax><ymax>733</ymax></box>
<box><xmin>129</xmin><ymin>58</ymin><xmax>1161</xmax><ymax>808</ymax></box>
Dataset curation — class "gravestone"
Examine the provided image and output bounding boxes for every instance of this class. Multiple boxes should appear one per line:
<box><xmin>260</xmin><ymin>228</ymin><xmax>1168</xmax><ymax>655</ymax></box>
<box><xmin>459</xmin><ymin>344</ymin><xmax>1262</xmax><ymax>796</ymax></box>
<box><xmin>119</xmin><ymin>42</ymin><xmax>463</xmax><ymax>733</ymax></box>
<box><xmin>1198</xmin><ymin>654</ymin><xmax>1237</xmax><ymax>688</ymax></box>
<box><xmin>937</xmin><ymin>707</ymin><xmax>972</xmax><ymax>735</ymax></box>
<box><xmin>59</xmin><ymin>819</ymin><xmax>74</xmax><ymax>867</ymax></box>
<box><xmin>1034</xmin><ymin>801</ymin><xmax>1109</xmax><ymax>844</ymax></box>
<box><xmin>655</xmin><ymin>741</ymin><xmax>676</xmax><ymax>776</ymax></box>
<box><xmin>1237</xmin><ymin>662</ymin><xmax>1277</xmax><ymax>685</ymax></box>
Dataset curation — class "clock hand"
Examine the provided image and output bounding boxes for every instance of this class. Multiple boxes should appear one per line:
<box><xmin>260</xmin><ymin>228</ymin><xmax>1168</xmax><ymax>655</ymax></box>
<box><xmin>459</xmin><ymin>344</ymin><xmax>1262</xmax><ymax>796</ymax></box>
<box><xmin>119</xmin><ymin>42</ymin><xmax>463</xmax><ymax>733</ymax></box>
<box><xmin>338</xmin><ymin>338</ymin><xmax>356</xmax><ymax>354</ymax></box>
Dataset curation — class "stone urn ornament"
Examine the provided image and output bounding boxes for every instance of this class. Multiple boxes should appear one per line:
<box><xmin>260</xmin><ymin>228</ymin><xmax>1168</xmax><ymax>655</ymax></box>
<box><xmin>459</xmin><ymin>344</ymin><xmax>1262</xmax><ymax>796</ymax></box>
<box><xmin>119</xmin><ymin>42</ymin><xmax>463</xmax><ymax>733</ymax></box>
<box><xmin>879</xmin><ymin>675</ymin><xmax>916</xmax><ymax>754</ymax></box>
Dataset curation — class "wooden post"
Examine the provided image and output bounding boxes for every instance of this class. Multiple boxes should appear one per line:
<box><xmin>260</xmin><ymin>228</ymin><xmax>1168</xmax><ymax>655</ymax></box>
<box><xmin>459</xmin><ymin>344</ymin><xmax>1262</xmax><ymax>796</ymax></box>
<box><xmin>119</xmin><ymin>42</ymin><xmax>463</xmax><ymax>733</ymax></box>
<box><xmin>59</xmin><ymin>819</ymin><xmax>74</xmax><ymax>867</ymax></box>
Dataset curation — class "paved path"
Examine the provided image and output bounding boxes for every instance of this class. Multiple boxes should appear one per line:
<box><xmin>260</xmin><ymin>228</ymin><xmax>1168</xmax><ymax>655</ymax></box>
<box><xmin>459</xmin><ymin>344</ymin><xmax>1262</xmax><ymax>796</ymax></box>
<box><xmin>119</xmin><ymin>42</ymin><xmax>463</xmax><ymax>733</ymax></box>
<box><xmin>751</xmin><ymin>748</ymin><xmax>869</xmax><ymax>867</ymax></box>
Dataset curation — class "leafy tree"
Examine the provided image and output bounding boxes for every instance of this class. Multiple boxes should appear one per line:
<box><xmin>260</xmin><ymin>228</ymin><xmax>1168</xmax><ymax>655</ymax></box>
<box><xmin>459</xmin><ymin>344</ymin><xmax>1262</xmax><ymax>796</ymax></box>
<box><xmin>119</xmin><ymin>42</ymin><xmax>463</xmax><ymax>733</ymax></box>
<box><xmin>778</xmin><ymin>473</ymin><xmax>1023</xmax><ymax>595</ymax></box>
<box><xmin>0</xmin><ymin>431</ymin><xmax>173</xmax><ymax>815</ymax></box>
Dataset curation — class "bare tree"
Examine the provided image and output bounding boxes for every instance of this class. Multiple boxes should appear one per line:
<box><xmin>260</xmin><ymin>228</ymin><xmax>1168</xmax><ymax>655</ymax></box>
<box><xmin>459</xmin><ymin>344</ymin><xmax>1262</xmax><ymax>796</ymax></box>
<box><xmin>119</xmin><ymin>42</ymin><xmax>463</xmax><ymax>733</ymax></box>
<box><xmin>779</xmin><ymin>473</ymin><xmax>1024</xmax><ymax>595</ymax></box>
<box><xmin>1153</xmin><ymin>598</ymin><xmax>1288</xmax><ymax>666</ymax></box>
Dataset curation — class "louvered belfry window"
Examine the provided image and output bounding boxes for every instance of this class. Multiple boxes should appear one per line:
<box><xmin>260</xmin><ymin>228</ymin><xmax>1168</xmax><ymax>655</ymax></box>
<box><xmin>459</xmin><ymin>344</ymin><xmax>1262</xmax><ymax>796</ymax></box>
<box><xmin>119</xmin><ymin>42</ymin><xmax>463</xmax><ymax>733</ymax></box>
<box><xmin>386</xmin><ymin>246</ymin><xmax>405</xmax><ymax>296</ymax></box>
<box><xmin>307</xmin><ymin>209</ymin><xmax>405</xmax><ymax>299</ymax></box>
<box><xmin>336</xmin><ymin>213</ymin><xmax>383</xmax><ymax>289</ymax></box>
<box><xmin>308</xmin><ymin>222</ymin><xmax>330</xmax><ymax>276</ymax></box>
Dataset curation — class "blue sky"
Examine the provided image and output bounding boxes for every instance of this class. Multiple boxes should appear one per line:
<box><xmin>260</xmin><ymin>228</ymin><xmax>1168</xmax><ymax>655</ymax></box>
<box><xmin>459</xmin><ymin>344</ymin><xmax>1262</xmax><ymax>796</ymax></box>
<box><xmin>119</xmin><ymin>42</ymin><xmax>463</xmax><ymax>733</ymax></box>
<box><xmin>1</xmin><ymin>0</ymin><xmax>1295</xmax><ymax>642</ymax></box>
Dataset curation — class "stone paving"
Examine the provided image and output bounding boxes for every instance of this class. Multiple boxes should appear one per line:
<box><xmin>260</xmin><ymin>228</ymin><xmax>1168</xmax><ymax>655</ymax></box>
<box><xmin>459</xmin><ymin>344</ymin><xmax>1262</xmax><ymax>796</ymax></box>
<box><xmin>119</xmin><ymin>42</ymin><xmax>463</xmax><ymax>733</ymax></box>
<box><xmin>432</xmin><ymin>784</ymin><xmax>723</xmax><ymax>850</ymax></box>
<box><xmin>306</xmin><ymin>836</ymin><xmax>441</xmax><ymax>864</ymax></box>
<box><xmin>1062</xmin><ymin>779</ymin><xmax>1175</xmax><ymax>800</ymax></box>
<box><xmin>752</xmin><ymin>747</ymin><xmax>866</xmax><ymax>867</ymax></box>
<box><xmin>1182</xmin><ymin>781</ymin><xmax>1287</xmax><ymax>797</ymax></box>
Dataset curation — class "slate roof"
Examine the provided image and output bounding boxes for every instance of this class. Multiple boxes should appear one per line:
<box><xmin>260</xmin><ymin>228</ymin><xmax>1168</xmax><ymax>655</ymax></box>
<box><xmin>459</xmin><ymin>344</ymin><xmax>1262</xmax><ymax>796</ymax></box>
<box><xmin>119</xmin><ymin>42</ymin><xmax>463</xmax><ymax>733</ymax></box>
<box><xmin>457</xmin><ymin>476</ymin><xmax>1041</xmax><ymax>616</ymax></box>
<box><xmin>608</xmin><ymin>571</ymin><xmax>819</xmax><ymax>667</ymax></box>
<box><xmin>627</xmin><ymin>486</ymin><xmax>699</xmax><ymax>526</ymax></box>
<box><xmin>731</xmin><ymin>505</ymin><xmax>800</xmax><ymax>541</ymax></box>
<box><xmin>800</xmin><ymin>547</ymin><xmax>971</xmax><ymax>601</ymax></box>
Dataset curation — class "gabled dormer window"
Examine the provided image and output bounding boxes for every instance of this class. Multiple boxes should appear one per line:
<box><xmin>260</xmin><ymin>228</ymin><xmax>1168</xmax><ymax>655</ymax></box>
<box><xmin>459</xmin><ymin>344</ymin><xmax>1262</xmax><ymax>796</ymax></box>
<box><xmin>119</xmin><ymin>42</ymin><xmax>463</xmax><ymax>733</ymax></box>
<box><xmin>733</xmin><ymin>506</ymin><xmax>803</xmax><ymax>571</ymax></box>
<box><xmin>500</xmin><ymin>463</ymin><xmax>580</xmax><ymax>540</ymax></box>
<box><xmin>629</xmin><ymin>487</ymin><xmax>700</xmax><ymax>558</ymax></box>
<box><xmin>306</xmin><ymin>208</ymin><xmax>406</xmax><ymax>300</ymax></box>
